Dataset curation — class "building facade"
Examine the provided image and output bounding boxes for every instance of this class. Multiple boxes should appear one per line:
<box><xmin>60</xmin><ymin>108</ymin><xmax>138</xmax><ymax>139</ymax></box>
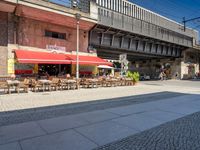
<box><xmin>0</xmin><ymin>0</ymin><xmax>109</xmax><ymax>77</ymax></box>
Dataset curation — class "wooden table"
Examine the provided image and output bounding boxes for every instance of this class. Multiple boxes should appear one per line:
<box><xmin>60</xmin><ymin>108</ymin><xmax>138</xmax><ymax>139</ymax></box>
<box><xmin>61</xmin><ymin>79</ymin><xmax>77</xmax><ymax>90</ymax></box>
<box><xmin>38</xmin><ymin>79</ymin><xmax>52</xmax><ymax>91</ymax></box>
<box><xmin>109</xmin><ymin>78</ymin><xmax>119</xmax><ymax>86</ymax></box>
<box><xmin>87</xmin><ymin>79</ymin><xmax>99</xmax><ymax>88</ymax></box>
<box><xmin>6</xmin><ymin>80</ymin><xmax>20</xmax><ymax>94</ymax></box>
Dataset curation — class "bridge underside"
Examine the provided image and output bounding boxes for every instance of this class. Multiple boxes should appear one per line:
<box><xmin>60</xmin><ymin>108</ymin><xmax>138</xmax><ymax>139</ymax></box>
<box><xmin>90</xmin><ymin>25</ymin><xmax>187</xmax><ymax>61</ymax></box>
<box><xmin>96</xmin><ymin>47</ymin><xmax>170</xmax><ymax>61</ymax></box>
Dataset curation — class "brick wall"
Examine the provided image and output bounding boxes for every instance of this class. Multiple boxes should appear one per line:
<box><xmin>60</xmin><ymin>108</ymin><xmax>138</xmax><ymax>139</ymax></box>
<box><xmin>7</xmin><ymin>13</ymin><xmax>15</xmax><ymax>44</ymax></box>
<box><xmin>18</xmin><ymin>18</ymin><xmax>89</xmax><ymax>53</ymax></box>
<box><xmin>0</xmin><ymin>12</ymin><xmax>8</xmax><ymax>75</ymax></box>
<box><xmin>0</xmin><ymin>11</ymin><xmax>8</xmax><ymax>46</ymax></box>
<box><xmin>0</xmin><ymin>46</ymin><xmax>8</xmax><ymax>75</ymax></box>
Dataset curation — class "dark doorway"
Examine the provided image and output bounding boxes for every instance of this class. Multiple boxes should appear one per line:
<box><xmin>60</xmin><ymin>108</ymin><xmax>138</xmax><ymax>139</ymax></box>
<box><xmin>38</xmin><ymin>64</ymin><xmax>71</xmax><ymax>76</ymax></box>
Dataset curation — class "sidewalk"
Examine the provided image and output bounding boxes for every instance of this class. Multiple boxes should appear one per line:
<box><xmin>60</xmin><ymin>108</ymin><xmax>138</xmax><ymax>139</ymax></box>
<box><xmin>0</xmin><ymin>81</ymin><xmax>200</xmax><ymax>150</ymax></box>
<box><xmin>0</xmin><ymin>93</ymin><xmax>200</xmax><ymax>150</ymax></box>
<box><xmin>0</xmin><ymin>81</ymin><xmax>199</xmax><ymax>112</ymax></box>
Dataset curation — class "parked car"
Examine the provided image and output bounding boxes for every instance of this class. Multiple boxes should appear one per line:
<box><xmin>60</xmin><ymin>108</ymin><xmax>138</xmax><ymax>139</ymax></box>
<box><xmin>140</xmin><ymin>74</ymin><xmax>151</xmax><ymax>81</ymax></box>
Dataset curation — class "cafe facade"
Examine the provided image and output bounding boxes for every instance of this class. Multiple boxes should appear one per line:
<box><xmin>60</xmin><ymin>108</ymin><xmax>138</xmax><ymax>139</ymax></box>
<box><xmin>0</xmin><ymin>0</ymin><xmax>112</xmax><ymax>78</ymax></box>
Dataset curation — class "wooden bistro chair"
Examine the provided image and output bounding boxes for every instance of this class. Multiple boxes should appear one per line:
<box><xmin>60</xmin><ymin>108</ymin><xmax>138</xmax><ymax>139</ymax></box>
<box><xmin>80</xmin><ymin>78</ymin><xmax>90</xmax><ymax>88</ymax></box>
<box><xmin>67</xmin><ymin>78</ymin><xmax>77</xmax><ymax>90</ymax></box>
<box><xmin>60</xmin><ymin>79</ymin><xmax>68</xmax><ymax>90</ymax></box>
<box><xmin>17</xmin><ymin>78</ymin><xmax>30</xmax><ymax>93</ymax></box>
<box><xmin>97</xmin><ymin>78</ymin><xmax>103</xmax><ymax>88</ymax></box>
<box><xmin>50</xmin><ymin>78</ymin><xmax>60</xmax><ymax>91</ymax></box>
<box><xmin>31</xmin><ymin>79</ymin><xmax>43</xmax><ymax>92</ymax></box>
<box><xmin>120</xmin><ymin>78</ymin><xmax>126</xmax><ymax>86</ymax></box>
<box><xmin>125</xmin><ymin>78</ymin><xmax>133</xmax><ymax>86</ymax></box>
<box><xmin>104</xmin><ymin>78</ymin><xmax>112</xmax><ymax>87</ymax></box>
<box><xmin>0</xmin><ymin>81</ymin><xmax>9</xmax><ymax>94</ymax></box>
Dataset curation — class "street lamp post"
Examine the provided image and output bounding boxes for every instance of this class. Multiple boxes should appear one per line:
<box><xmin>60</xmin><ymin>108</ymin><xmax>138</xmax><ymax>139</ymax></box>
<box><xmin>75</xmin><ymin>13</ymin><xmax>81</xmax><ymax>89</ymax></box>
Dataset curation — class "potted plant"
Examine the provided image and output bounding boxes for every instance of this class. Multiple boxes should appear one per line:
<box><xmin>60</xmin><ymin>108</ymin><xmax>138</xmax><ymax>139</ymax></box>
<box><xmin>126</xmin><ymin>71</ymin><xmax>140</xmax><ymax>85</ymax></box>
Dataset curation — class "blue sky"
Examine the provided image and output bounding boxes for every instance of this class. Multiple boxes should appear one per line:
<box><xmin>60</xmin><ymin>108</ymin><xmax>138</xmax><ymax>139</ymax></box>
<box><xmin>129</xmin><ymin>0</ymin><xmax>200</xmax><ymax>30</ymax></box>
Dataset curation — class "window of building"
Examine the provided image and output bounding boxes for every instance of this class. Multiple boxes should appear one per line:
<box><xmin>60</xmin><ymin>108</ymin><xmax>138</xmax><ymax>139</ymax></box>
<box><xmin>45</xmin><ymin>30</ymin><xmax>66</xmax><ymax>40</ymax></box>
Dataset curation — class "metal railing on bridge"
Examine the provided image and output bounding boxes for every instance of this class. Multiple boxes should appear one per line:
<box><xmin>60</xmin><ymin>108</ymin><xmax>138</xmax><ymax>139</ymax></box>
<box><xmin>97</xmin><ymin>7</ymin><xmax>193</xmax><ymax>48</ymax></box>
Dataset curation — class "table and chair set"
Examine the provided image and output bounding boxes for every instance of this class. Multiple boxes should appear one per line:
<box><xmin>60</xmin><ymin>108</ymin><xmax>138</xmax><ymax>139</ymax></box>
<box><xmin>0</xmin><ymin>77</ymin><xmax>134</xmax><ymax>94</ymax></box>
<box><xmin>0</xmin><ymin>77</ymin><xmax>77</xmax><ymax>94</ymax></box>
<box><xmin>80</xmin><ymin>77</ymin><xmax>134</xmax><ymax>88</ymax></box>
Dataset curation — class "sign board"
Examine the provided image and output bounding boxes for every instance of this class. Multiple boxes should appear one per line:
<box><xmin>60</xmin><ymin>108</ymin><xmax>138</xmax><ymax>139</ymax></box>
<box><xmin>119</xmin><ymin>53</ymin><xmax>127</xmax><ymax>62</ymax></box>
<box><xmin>119</xmin><ymin>54</ymin><xmax>129</xmax><ymax>75</ymax></box>
<box><xmin>46</xmin><ymin>45</ymin><xmax>66</xmax><ymax>52</ymax></box>
<box><xmin>7</xmin><ymin>59</ymin><xmax>15</xmax><ymax>74</ymax></box>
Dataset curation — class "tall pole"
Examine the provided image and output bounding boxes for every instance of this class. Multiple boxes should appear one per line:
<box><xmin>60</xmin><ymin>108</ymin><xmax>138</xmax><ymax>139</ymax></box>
<box><xmin>75</xmin><ymin>13</ymin><xmax>81</xmax><ymax>89</ymax></box>
<box><xmin>76</xmin><ymin>20</ymin><xmax>79</xmax><ymax>80</ymax></box>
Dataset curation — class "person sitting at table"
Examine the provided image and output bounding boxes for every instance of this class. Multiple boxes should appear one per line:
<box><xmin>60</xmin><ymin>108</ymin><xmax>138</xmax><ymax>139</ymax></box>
<box><xmin>66</xmin><ymin>74</ymin><xmax>71</xmax><ymax>79</ymax></box>
<box><xmin>11</xmin><ymin>74</ymin><xmax>16</xmax><ymax>80</ymax></box>
<box><xmin>44</xmin><ymin>72</ymin><xmax>50</xmax><ymax>79</ymax></box>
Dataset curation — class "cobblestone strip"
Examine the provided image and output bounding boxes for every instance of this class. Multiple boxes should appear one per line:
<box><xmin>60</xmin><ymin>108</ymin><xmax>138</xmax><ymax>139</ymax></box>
<box><xmin>94</xmin><ymin>111</ymin><xmax>200</xmax><ymax>150</ymax></box>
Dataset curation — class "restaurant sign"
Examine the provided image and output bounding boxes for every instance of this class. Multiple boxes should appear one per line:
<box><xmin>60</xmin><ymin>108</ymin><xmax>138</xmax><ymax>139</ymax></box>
<box><xmin>46</xmin><ymin>45</ymin><xmax>66</xmax><ymax>52</ymax></box>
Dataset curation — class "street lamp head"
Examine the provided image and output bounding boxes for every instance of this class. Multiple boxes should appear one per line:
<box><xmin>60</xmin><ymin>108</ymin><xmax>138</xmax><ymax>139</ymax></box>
<box><xmin>75</xmin><ymin>13</ymin><xmax>81</xmax><ymax>21</ymax></box>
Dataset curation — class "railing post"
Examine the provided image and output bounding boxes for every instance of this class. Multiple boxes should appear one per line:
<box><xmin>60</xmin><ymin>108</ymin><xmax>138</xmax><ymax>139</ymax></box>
<box><xmin>111</xmin><ymin>11</ymin><xmax>114</xmax><ymax>26</ymax></box>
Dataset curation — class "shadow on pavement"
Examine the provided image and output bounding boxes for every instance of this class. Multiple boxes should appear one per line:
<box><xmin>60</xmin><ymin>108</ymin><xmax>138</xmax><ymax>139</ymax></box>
<box><xmin>0</xmin><ymin>91</ymin><xmax>191</xmax><ymax>127</ymax></box>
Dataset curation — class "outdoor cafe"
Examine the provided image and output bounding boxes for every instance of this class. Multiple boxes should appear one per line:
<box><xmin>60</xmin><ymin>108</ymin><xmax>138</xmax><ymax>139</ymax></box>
<box><xmin>0</xmin><ymin>50</ymin><xmax>135</xmax><ymax>94</ymax></box>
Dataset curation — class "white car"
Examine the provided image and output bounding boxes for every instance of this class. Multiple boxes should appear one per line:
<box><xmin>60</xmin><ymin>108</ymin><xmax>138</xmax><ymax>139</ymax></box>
<box><xmin>140</xmin><ymin>75</ymin><xmax>150</xmax><ymax>80</ymax></box>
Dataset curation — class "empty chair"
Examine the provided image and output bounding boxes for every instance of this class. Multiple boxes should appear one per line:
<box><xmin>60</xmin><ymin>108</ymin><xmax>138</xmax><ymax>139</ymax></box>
<box><xmin>17</xmin><ymin>78</ymin><xmax>30</xmax><ymax>93</ymax></box>
<box><xmin>31</xmin><ymin>79</ymin><xmax>43</xmax><ymax>92</ymax></box>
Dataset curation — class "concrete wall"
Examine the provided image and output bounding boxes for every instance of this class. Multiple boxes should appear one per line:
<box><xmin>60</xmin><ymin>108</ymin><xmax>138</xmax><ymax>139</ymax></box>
<box><xmin>181</xmin><ymin>50</ymin><xmax>200</xmax><ymax>79</ymax></box>
<box><xmin>129</xmin><ymin>58</ymin><xmax>183</xmax><ymax>79</ymax></box>
<box><xmin>17</xmin><ymin>18</ymin><xmax>89</xmax><ymax>53</ymax></box>
<box><xmin>129</xmin><ymin>49</ymin><xmax>200</xmax><ymax>80</ymax></box>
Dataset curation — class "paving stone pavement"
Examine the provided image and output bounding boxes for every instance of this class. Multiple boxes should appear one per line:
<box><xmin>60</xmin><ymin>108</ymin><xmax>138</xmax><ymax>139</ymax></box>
<box><xmin>94</xmin><ymin>111</ymin><xmax>200</xmax><ymax>150</ymax></box>
<box><xmin>0</xmin><ymin>81</ymin><xmax>199</xmax><ymax>113</ymax></box>
<box><xmin>0</xmin><ymin>91</ymin><xmax>184</xmax><ymax>127</ymax></box>
<box><xmin>0</xmin><ymin>93</ymin><xmax>199</xmax><ymax>150</ymax></box>
<box><xmin>0</xmin><ymin>81</ymin><xmax>199</xmax><ymax>150</ymax></box>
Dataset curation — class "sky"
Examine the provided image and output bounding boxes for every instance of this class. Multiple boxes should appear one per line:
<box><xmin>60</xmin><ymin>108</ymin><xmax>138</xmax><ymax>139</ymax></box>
<box><xmin>129</xmin><ymin>0</ymin><xmax>200</xmax><ymax>31</ymax></box>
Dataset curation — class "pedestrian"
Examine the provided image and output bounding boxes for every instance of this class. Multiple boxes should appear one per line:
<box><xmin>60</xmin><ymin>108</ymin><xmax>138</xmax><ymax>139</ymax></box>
<box><xmin>175</xmin><ymin>72</ymin><xmax>179</xmax><ymax>79</ymax></box>
<box><xmin>159</xmin><ymin>71</ymin><xmax>163</xmax><ymax>81</ymax></box>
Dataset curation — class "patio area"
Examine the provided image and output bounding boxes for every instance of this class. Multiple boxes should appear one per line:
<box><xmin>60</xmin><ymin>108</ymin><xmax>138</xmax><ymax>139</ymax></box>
<box><xmin>0</xmin><ymin>82</ymin><xmax>200</xmax><ymax>150</ymax></box>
